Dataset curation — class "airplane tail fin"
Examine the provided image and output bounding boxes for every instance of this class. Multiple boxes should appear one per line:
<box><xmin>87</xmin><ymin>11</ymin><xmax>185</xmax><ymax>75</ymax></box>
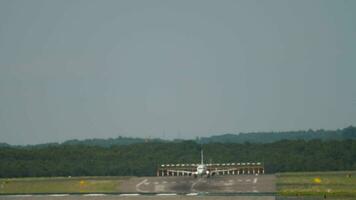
<box><xmin>201</xmin><ymin>149</ymin><xmax>204</xmax><ymax>165</ymax></box>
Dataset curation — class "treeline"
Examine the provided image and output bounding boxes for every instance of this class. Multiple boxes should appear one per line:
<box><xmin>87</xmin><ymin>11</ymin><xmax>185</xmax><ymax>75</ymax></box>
<box><xmin>2</xmin><ymin>126</ymin><xmax>356</xmax><ymax>148</ymax></box>
<box><xmin>199</xmin><ymin>126</ymin><xmax>356</xmax><ymax>144</ymax></box>
<box><xmin>1</xmin><ymin>139</ymin><xmax>356</xmax><ymax>178</ymax></box>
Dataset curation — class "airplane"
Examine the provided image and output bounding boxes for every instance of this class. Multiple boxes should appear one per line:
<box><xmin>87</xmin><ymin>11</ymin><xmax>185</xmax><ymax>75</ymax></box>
<box><xmin>166</xmin><ymin>150</ymin><xmax>228</xmax><ymax>178</ymax></box>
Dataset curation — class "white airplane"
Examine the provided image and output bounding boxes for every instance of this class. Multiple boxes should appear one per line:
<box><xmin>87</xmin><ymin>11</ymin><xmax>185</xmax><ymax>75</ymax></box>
<box><xmin>196</xmin><ymin>150</ymin><xmax>208</xmax><ymax>177</ymax></box>
<box><xmin>167</xmin><ymin>150</ymin><xmax>227</xmax><ymax>178</ymax></box>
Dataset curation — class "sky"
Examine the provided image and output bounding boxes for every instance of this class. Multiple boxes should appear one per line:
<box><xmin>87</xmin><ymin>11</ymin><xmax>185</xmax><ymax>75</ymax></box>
<box><xmin>0</xmin><ymin>0</ymin><xmax>355</xmax><ymax>145</ymax></box>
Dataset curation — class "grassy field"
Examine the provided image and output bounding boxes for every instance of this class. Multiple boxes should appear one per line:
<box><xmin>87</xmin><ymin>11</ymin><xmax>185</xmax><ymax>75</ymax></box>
<box><xmin>277</xmin><ymin>171</ymin><xmax>356</xmax><ymax>197</ymax></box>
<box><xmin>0</xmin><ymin>176</ymin><xmax>128</xmax><ymax>194</ymax></box>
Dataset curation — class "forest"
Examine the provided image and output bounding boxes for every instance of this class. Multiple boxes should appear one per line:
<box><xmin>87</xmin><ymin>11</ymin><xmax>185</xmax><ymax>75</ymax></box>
<box><xmin>1</xmin><ymin>138</ymin><xmax>356</xmax><ymax>178</ymax></box>
<box><xmin>1</xmin><ymin>126</ymin><xmax>355</xmax><ymax>148</ymax></box>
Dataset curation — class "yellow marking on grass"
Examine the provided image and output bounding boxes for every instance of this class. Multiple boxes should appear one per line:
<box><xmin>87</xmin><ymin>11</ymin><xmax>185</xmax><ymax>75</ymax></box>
<box><xmin>80</xmin><ymin>180</ymin><xmax>86</xmax><ymax>185</ymax></box>
<box><xmin>313</xmin><ymin>177</ymin><xmax>321</xmax><ymax>184</ymax></box>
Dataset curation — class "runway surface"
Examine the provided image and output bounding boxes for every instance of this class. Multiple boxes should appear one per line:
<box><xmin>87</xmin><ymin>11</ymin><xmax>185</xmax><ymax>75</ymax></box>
<box><xmin>124</xmin><ymin>174</ymin><xmax>276</xmax><ymax>193</ymax></box>
<box><xmin>0</xmin><ymin>175</ymin><xmax>276</xmax><ymax>199</ymax></box>
<box><xmin>0</xmin><ymin>195</ymin><xmax>275</xmax><ymax>200</ymax></box>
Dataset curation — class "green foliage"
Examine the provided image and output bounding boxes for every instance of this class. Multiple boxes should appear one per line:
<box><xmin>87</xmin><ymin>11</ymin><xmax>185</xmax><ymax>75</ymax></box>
<box><xmin>199</xmin><ymin>126</ymin><xmax>356</xmax><ymax>144</ymax></box>
<box><xmin>2</xmin><ymin>126</ymin><xmax>355</xmax><ymax>148</ymax></box>
<box><xmin>1</xmin><ymin>139</ymin><xmax>356</xmax><ymax>178</ymax></box>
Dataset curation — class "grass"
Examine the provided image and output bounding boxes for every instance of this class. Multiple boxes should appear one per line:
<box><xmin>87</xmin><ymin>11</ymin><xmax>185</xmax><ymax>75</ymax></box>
<box><xmin>0</xmin><ymin>176</ymin><xmax>128</xmax><ymax>194</ymax></box>
<box><xmin>277</xmin><ymin>171</ymin><xmax>356</xmax><ymax>197</ymax></box>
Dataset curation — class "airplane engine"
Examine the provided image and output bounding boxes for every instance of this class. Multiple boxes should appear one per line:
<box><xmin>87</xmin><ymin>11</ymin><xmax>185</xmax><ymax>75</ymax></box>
<box><xmin>193</xmin><ymin>172</ymin><xmax>198</xmax><ymax>178</ymax></box>
<box><xmin>206</xmin><ymin>170</ymin><xmax>210</xmax><ymax>178</ymax></box>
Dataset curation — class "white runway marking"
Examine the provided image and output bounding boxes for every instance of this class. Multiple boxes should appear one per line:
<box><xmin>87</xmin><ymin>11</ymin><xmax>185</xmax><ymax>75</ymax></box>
<box><xmin>156</xmin><ymin>193</ymin><xmax>177</xmax><ymax>196</ymax></box>
<box><xmin>83</xmin><ymin>194</ymin><xmax>106</xmax><ymax>196</ymax></box>
<box><xmin>224</xmin><ymin>182</ymin><xmax>234</xmax><ymax>186</ymax></box>
<box><xmin>11</xmin><ymin>195</ymin><xmax>33</xmax><ymax>197</ymax></box>
<box><xmin>253</xmin><ymin>177</ymin><xmax>258</xmax><ymax>184</ymax></box>
<box><xmin>120</xmin><ymin>194</ymin><xmax>140</xmax><ymax>196</ymax></box>
<box><xmin>136</xmin><ymin>179</ymin><xmax>149</xmax><ymax>192</ymax></box>
<box><xmin>186</xmin><ymin>193</ymin><xmax>198</xmax><ymax>196</ymax></box>
<box><xmin>154</xmin><ymin>181</ymin><xmax>159</xmax><ymax>185</ymax></box>
<box><xmin>49</xmin><ymin>194</ymin><xmax>69</xmax><ymax>197</ymax></box>
<box><xmin>190</xmin><ymin>179</ymin><xmax>201</xmax><ymax>192</ymax></box>
<box><xmin>154</xmin><ymin>184</ymin><xmax>165</xmax><ymax>192</ymax></box>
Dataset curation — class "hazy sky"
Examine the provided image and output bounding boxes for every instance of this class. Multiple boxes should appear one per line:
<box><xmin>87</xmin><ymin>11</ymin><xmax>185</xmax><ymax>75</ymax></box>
<box><xmin>0</xmin><ymin>0</ymin><xmax>355</xmax><ymax>145</ymax></box>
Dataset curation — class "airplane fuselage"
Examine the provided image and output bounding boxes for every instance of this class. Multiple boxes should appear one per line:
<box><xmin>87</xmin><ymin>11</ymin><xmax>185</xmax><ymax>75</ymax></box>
<box><xmin>196</xmin><ymin>164</ymin><xmax>209</xmax><ymax>176</ymax></box>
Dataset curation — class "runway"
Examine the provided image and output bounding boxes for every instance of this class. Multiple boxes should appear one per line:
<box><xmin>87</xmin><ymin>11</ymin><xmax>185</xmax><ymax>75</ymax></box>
<box><xmin>124</xmin><ymin>174</ymin><xmax>276</xmax><ymax>193</ymax></box>
<box><xmin>0</xmin><ymin>195</ymin><xmax>275</xmax><ymax>200</ymax></box>
<box><xmin>0</xmin><ymin>175</ymin><xmax>276</xmax><ymax>199</ymax></box>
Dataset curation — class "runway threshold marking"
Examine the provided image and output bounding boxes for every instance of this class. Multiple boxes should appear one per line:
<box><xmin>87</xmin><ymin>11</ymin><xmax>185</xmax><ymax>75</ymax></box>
<box><xmin>49</xmin><ymin>194</ymin><xmax>70</xmax><ymax>197</ymax></box>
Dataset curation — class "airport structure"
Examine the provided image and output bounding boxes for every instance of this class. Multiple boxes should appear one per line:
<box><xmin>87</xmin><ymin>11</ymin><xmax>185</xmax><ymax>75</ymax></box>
<box><xmin>157</xmin><ymin>162</ymin><xmax>264</xmax><ymax>176</ymax></box>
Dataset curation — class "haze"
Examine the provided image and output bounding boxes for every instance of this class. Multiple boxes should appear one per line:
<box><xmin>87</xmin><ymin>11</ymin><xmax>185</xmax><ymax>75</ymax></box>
<box><xmin>0</xmin><ymin>0</ymin><xmax>355</xmax><ymax>145</ymax></box>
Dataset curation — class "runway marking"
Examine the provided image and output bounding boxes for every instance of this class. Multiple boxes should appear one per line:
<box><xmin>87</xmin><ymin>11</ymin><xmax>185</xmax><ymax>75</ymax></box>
<box><xmin>136</xmin><ymin>179</ymin><xmax>149</xmax><ymax>193</ymax></box>
<box><xmin>162</xmin><ymin>181</ymin><xmax>167</xmax><ymax>184</ymax></box>
<box><xmin>156</xmin><ymin>193</ymin><xmax>177</xmax><ymax>196</ymax></box>
<box><xmin>155</xmin><ymin>185</ymin><xmax>165</xmax><ymax>192</ymax></box>
<box><xmin>84</xmin><ymin>194</ymin><xmax>106</xmax><ymax>196</ymax></box>
<box><xmin>252</xmin><ymin>185</ymin><xmax>259</xmax><ymax>193</ymax></box>
<box><xmin>224</xmin><ymin>182</ymin><xmax>234</xmax><ymax>186</ymax></box>
<box><xmin>238</xmin><ymin>179</ymin><xmax>242</xmax><ymax>182</ymax></box>
<box><xmin>246</xmin><ymin>179</ymin><xmax>251</xmax><ymax>182</ymax></box>
<box><xmin>253</xmin><ymin>177</ymin><xmax>258</xmax><ymax>184</ymax></box>
<box><xmin>49</xmin><ymin>194</ymin><xmax>70</xmax><ymax>197</ymax></box>
<box><xmin>154</xmin><ymin>181</ymin><xmax>159</xmax><ymax>185</ymax></box>
<box><xmin>190</xmin><ymin>180</ymin><xmax>199</xmax><ymax>192</ymax></box>
<box><xmin>186</xmin><ymin>193</ymin><xmax>198</xmax><ymax>196</ymax></box>
<box><xmin>11</xmin><ymin>195</ymin><xmax>33</xmax><ymax>197</ymax></box>
<box><xmin>120</xmin><ymin>193</ymin><xmax>140</xmax><ymax>196</ymax></box>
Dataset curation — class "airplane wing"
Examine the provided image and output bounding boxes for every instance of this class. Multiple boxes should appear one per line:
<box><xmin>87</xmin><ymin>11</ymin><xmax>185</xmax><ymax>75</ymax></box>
<box><xmin>166</xmin><ymin>169</ymin><xmax>196</xmax><ymax>175</ymax></box>
<box><xmin>209</xmin><ymin>168</ymin><xmax>237</xmax><ymax>175</ymax></box>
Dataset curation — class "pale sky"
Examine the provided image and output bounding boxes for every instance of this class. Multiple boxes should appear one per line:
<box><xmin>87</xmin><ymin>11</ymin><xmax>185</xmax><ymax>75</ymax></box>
<box><xmin>0</xmin><ymin>0</ymin><xmax>355</xmax><ymax>145</ymax></box>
